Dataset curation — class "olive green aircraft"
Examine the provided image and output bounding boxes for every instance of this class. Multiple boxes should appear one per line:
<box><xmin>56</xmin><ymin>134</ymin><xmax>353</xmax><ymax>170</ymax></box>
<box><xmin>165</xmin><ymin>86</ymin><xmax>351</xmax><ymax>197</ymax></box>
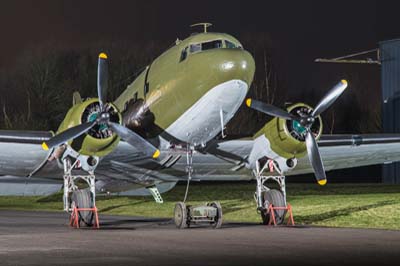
<box><xmin>1</xmin><ymin>23</ymin><xmax>400</xmax><ymax>225</ymax></box>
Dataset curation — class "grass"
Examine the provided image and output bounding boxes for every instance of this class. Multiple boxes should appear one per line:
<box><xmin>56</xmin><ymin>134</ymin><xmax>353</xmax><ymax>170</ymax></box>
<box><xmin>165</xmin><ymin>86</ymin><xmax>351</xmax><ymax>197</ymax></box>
<box><xmin>0</xmin><ymin>182</ymin><xmax>399</xmax><ymax>230</ymax></box>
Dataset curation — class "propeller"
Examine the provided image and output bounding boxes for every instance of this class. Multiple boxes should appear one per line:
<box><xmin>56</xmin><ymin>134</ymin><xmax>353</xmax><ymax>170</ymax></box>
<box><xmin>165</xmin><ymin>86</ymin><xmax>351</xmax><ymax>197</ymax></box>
<box><xmin>246</xmin><ymin>80</ymin><xmax>348</xmax><ymax>185</ymax></box>
<box><xmin>42</xmin><ymin>53</ymin><xmax>160</xmax><ymax>159</ymax></box>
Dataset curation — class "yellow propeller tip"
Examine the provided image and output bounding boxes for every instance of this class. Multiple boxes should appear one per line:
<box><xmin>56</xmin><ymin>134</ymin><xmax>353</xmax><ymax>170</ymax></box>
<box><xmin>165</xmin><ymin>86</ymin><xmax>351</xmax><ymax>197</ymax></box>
<box><xmin>341</xmin><ymin>79</ymin><xmax>348</xmax><ymax>86</ymax></box>
<box><xmin>245</xmin><ymin>98</ymin><xmax>252</xmax><ymax>107</ymax></box>
<box><xmin>42</xmin><ymin>142</ymin><xmax>49</xmax><ymax>151</ymax></box>
<box><xmin>152</xmin><ymin>149</ymin><xmax>160</xmax><ymax>159</ymax></box>
<box><xmin>318</xmin><ymin>179</ymin><xmax>327</xmax><ymax>186</ymax></box>
<box><xmin>99</xmin><ymin>53</ymin><xmax>108</xmax><ymax>59</ymax></box>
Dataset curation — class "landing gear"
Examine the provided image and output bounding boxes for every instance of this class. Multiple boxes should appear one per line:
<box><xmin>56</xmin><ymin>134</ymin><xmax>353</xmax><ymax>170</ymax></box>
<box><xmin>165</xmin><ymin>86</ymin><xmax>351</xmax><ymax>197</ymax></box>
<box><xmin>62</xmin><ymin>151</ymin><xmax>98</xmax><ymax>227</ymax></box>
<box><xmin>254</xmin><ymin>160</ymin><xmax>287</xmax><ymax>225</ymax></box>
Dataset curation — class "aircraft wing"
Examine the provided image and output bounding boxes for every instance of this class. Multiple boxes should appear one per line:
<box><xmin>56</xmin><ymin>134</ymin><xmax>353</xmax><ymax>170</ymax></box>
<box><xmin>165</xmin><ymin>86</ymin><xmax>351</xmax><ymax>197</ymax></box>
<box><xmin>0</xmin><ymin>130</ymin><xmax>53</xmax><ymax>177</ymax></box>
<box><xmin>204</xmin><ymin>134</ymin><xmax>400</xmax><ymax>178</ymax></box>
<box><xmin>292</xmin><ymin>134</ymin><xmax>400</xmax><ymax>175</ymax></box>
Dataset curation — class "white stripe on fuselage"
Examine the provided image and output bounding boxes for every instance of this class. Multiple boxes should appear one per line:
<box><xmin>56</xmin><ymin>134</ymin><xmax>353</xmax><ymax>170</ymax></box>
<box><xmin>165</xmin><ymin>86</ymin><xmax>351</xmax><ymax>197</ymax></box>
<box><xmin>164</xmin><ymin>79</ymin><xmax>248</xmax><ymax>146</ymax></box>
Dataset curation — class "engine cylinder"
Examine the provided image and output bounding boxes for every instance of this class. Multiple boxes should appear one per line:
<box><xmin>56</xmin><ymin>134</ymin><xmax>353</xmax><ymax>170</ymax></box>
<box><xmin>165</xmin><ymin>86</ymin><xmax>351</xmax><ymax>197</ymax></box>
<box><xmin>57</xmin><ymin>98</ymin><xmax>121</xmax><ymax>157</ymax></box>
<box><xmin>254</xmin><ymin>103</ymin><xmax>323</xmax><ymax>159</ymax></box>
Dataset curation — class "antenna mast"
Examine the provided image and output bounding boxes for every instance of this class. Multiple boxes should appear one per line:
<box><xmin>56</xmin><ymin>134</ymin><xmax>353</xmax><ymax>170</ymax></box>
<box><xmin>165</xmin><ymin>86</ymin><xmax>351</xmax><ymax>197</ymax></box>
<box><xmin>190</xmin><ymin>22</ymin><xmax>212</xmax><ymax>33</ymax></box>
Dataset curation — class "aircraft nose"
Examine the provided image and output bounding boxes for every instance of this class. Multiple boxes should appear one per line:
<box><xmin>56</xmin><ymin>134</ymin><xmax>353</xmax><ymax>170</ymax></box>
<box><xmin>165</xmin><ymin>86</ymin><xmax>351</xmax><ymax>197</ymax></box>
<box><xmin>215</xmin><ymin>49</ymin><xmax>255</xmax><ymax>86</ymax></box>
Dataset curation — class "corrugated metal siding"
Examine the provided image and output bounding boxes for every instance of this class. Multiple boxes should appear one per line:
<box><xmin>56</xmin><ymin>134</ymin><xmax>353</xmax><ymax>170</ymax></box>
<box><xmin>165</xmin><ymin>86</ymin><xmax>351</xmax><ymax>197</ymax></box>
<box><xmin>380</xmin><ymin>39</ymin><xmax>400</xmax><ymax>184</ymax></box>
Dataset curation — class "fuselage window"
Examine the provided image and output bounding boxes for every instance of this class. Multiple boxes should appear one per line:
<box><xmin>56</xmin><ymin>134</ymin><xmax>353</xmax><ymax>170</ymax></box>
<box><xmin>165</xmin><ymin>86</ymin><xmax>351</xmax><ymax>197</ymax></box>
<box><xmin>225</xmin><ymin>40</ymin><xmax>237</xmax><ymax>49</ymax></box>
<box><xmin>180</xmin><ymin>47</ymin><xmax>188</xmax><ymax>62</ymax></box>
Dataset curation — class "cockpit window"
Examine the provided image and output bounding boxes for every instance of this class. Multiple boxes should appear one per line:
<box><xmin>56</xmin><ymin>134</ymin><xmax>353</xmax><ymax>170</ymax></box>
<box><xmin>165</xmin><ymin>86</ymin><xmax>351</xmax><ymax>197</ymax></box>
<box><xmin>180</xmin><ymin>47</ymin><xmax>188</xmax><ymax>62</ymax></box>
<box><xmin>190</xmin><ymin>43</ymin><xmax>201</xmax><ymax>53</ymax></box>
<box><xmin>181</xmin><ymin>39</ymin><xmax>229</xmax><ymax>62</ymax></box>
<box><xmin>202</xmin><ymin>40</ymin><xmax>223</xmax><ymax>50</ymax></box>
<box><xmin>189</xmin><ymin>40</ymin><xmax>223</xmax><ymax>54</ymax></box>
<box><xmin>225</xmin><ymin>40</ymin><xmax>237</xmax><ymax>49</ymax></box>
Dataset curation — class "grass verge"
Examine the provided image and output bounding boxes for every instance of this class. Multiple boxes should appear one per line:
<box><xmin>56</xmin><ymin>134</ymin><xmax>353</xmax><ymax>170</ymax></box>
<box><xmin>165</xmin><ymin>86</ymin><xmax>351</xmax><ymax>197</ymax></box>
<box><xmin>0</xmin><ymin>182</ymin><xmax>399</xmax><ymax>230</ymax></box>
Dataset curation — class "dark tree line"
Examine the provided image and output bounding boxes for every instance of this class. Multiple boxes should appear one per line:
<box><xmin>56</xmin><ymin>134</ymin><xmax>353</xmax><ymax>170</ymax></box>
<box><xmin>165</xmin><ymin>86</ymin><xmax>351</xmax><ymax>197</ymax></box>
<box><xmin>0</xmin><ymin>34</ymin><xmax>381</xmax><ymax>135</ymax></box>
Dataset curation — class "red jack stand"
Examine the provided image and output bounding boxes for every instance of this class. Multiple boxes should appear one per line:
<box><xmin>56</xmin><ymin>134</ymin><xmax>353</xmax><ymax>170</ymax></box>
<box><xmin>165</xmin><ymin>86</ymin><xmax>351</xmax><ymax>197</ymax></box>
<box><xmin>69</xmin><ymin>207</ymin><xmax>100</xmax><ymax>229</ymax></box>
<box><xmin>267</xmin><ymin>203</ymin><xmax>295</xmax><ymax>226</ymax></box>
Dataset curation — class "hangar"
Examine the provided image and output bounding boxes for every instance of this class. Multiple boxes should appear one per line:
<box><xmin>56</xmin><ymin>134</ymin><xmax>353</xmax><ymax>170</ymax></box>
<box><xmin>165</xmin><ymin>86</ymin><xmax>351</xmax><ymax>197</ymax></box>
<box><xmin>381</xmin><ymin>39</ymin><xmax>400</xmax><ymax>184</ymax></box>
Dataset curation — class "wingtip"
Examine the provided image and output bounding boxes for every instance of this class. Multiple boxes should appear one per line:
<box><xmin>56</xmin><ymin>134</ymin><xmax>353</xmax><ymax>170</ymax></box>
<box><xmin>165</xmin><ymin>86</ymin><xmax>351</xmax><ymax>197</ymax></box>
<box><xmin>317</xmin><ymin>179</ymin><xmax>327</xmax><ymax>186</ymax></box>
<box><xmin>99</xmin><ymin>52</ymin><xmax>108</xmax><ymax>59</ymax></box>
<box><xmin>152</xmin><ymin>149</ymin><xmax>160</xmax><ymax>159</ymax></box>
<box><xmin>42</xmin><ymin>142</ymin><xmax>49</xmax><ymax>151</ymax></box>
<box><xmin>341</xmin><ymin>79</ymin><xmax>348</xmax><ymax>86</ymax></box>
<box><xmin>245</xmin><ymin>98</ymin><xmax>252</xmax><ymax>107</ymax></box>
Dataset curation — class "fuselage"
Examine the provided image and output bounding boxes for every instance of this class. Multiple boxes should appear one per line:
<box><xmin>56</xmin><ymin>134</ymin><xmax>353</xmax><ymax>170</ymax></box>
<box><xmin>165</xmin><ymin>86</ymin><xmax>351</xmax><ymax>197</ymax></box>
<box><xmin>114</xmin><ymin>32</ymin><xmax>255</xmax><ymax>147</ymax></box>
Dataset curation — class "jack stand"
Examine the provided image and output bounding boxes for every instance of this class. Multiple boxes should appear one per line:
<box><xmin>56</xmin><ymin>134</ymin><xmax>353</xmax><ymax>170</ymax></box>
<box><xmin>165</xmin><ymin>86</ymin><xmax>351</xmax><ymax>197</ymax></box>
<box><xmin>267</xmin><ymin>204</ymin><xmax>295</xmax><ymax>226</ymax></box>
<box><xmin>70</xmin><ymin>206</ymin><xmax>100</xmax><ymax>229</ymax></box>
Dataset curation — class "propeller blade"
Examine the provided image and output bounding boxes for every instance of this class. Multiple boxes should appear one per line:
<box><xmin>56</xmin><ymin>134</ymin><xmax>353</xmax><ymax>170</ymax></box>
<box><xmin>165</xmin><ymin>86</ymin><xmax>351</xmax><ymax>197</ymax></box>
<box><xmin>42</xmin><ymin>121</ymin><xmax>97</xmax><ymax>151</ymax></box>
<box><xmin>312</xmin><ymin>80</ymin><xmax>348</xmax><ymax>117</ymax></box>
<box><xmin>97</xmin><ymin>53</ymin><xmax>108</xmax><ymax>111</ymax></box>
<box><xmin>108</xmin><ymin>122</ymin><xmax>160</xmax><ymax>159</ymax></box>
<box><xmin>246</xmin><ymin>98</ymin><xmax>297</xmax><ymax>120</ymax></box>
<box><xmin>305</xmin><ymin>130</ymin><xmax>327</xmax><ymax>185</ymax></box>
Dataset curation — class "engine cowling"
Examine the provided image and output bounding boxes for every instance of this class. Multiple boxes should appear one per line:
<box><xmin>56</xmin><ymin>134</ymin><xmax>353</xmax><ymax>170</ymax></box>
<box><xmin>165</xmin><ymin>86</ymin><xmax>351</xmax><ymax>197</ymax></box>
<box><xmin>57</xmin><ymin>98</ymin><xmax>121</xmax><ymax>157</ymax></box>
<box><xmin>254</xmin><ymin>103</ymin><xmax>323</xmax><ymax>159</ymax></box>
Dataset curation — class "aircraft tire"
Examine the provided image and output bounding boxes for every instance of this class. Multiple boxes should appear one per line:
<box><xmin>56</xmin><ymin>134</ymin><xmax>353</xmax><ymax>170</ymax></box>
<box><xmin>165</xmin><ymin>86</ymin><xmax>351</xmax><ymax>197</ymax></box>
<box><xmin>71</xmin><ymin>188</ymin><xmax>94</xmax><ymax>226</ymax></box>
<box><xmin>174</xmin><ymin>202</ymin><xmax>188</xmax><ymax>229</ymax></box>
<box><xmin>210</xmin><ymin>202</ymin><xmax>223</xmax><ymax>229</ymax></box>
<box><xmin>261</xmin><ymin>189</ymin><xmax>286</xmax><ymax>225</ymax></box>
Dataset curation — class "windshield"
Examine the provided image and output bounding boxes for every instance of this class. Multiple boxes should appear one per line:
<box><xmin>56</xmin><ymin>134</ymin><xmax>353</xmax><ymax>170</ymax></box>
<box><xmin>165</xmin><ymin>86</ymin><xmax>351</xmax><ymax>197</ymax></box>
<box><xmin>189</xmin><ymin>40</ymin><xmax>223</xmax><ymax>54</ymax></box>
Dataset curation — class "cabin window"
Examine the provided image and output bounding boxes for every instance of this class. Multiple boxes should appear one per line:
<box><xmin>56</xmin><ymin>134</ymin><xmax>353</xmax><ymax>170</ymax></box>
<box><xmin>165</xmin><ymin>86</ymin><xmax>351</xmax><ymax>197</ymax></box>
<box><xmin>225</xmin><ymin>40</ymin><xmax>237</xmax><ymax>49</ymax></box>
<box><xmin>180</xmin><ymin>47</ymin><xmax>188</xmax><ymax>62</ymax></box>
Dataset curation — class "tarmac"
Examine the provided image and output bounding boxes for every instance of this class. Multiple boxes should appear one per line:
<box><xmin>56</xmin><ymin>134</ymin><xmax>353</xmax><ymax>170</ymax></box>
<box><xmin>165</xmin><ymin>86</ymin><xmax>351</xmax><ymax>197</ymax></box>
<box><xmin>0</xmin><ymin>210</ymin><xmax>399</xmax><ymax>266</ymax></box>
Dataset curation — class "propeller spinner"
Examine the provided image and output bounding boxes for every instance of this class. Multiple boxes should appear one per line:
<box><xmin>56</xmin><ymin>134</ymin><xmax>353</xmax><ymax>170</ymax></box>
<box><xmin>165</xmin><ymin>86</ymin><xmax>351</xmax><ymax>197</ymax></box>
<box><xmin>42</xmin><ymin>53</ymin><xmax>160</xmax><ymax>159</ymax></box>
<box><xmin>246</xmin><ymin>80</ymin><xmax>348</xmax><ymax>185</ymax></box>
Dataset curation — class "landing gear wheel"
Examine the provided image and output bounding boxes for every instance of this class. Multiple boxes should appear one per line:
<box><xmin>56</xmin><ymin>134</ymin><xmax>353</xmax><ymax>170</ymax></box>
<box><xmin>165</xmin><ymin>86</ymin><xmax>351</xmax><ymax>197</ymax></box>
<box><xmin>174</xmin><ymin>202</ymin><xmax>188</xmax><ymax>229</ymax></box>
<box><xmin>71</xmin><ymin>188</ymin><xmax>94</xmax><ymax>226</ymax></box>
<box><xmin>261</xmin><ymin>189</ymin><xmax>286</xmax><ymax>225</ymax></box>
<box><xmin>210</xmin><ymin>202</ymin><xmax>223</xmax><ymax>229</ymax></box>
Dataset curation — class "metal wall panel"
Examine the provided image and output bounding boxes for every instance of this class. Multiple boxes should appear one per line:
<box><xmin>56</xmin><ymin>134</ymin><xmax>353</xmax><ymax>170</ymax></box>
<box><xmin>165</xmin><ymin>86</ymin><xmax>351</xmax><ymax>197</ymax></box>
<box><xmin>380</xmin><ymin>39</ymin><xmax>400</xmax><ymax>183</ymax></box>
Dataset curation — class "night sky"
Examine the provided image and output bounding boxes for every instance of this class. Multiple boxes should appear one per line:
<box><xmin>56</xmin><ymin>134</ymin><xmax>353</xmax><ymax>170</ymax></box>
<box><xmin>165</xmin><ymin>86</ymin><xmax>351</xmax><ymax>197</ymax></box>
<box><xmin>1</xmin><ymin>0</ymin><xmax>400</xmax><ymax>97</ymax></box>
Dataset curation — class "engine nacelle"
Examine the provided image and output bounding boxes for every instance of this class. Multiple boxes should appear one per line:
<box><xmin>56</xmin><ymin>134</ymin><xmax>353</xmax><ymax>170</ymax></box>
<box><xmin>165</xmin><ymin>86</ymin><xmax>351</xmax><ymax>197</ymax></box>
<box><xmin>255</xmin><ymin>103</ymin><xmax>323</xmax><ymax>159</ymax></box>
<box><xmin>57</xmin><ymin>98</ymin><xmax>121</xmax><ymax>157</ymax></box>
